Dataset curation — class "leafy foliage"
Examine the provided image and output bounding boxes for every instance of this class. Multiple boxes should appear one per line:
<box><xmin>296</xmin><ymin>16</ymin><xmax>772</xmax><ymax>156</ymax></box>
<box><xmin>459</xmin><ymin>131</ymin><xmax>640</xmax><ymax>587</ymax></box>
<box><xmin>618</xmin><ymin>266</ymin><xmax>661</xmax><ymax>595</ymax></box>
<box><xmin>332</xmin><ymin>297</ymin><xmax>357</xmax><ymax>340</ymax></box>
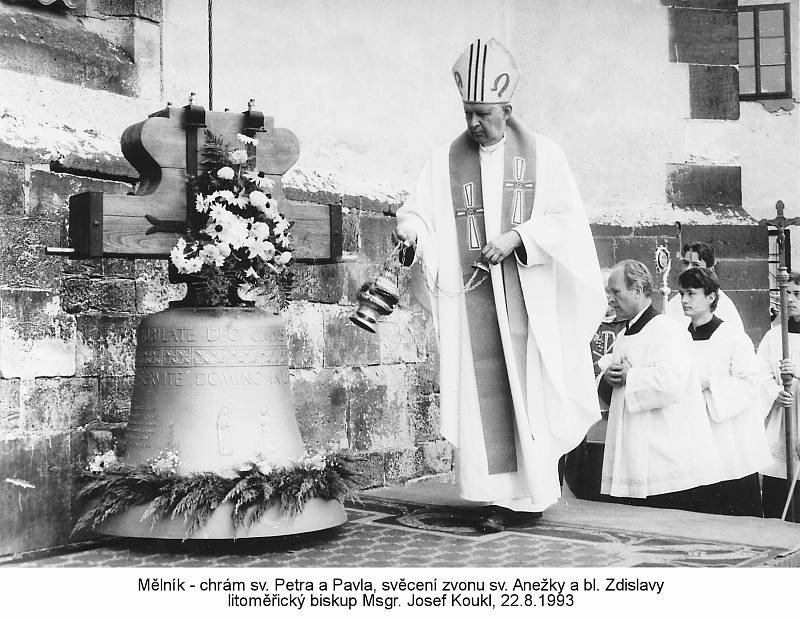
<box><xmin>73</xmin><ymin>454</ymin><xmax>360</xmax><ymax>541</ymax></box>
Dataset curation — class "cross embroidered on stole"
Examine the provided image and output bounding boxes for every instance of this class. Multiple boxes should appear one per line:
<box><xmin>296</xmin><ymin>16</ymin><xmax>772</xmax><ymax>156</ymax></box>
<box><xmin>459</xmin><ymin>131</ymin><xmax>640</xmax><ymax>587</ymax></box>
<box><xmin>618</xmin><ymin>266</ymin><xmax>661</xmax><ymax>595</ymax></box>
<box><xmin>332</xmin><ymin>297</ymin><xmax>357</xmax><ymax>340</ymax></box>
<box><xmin>454</xmin><ymin>182</ymin><xmax>484</xmax><ymax>250</ymax></box>
<box><xmin>503</xmin><ymin>156</ymin><xmax>535</xmax><ymax>225</ymax></box>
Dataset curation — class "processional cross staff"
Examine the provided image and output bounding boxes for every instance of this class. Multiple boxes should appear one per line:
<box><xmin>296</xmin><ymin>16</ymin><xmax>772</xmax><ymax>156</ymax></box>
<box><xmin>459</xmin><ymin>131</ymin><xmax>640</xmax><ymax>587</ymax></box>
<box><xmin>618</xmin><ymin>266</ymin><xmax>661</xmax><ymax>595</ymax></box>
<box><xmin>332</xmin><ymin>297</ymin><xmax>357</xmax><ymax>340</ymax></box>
<box><xmin>760</xmin><ymin>200</ymin><xmax>800</xmax><ymax>522</ymax></box>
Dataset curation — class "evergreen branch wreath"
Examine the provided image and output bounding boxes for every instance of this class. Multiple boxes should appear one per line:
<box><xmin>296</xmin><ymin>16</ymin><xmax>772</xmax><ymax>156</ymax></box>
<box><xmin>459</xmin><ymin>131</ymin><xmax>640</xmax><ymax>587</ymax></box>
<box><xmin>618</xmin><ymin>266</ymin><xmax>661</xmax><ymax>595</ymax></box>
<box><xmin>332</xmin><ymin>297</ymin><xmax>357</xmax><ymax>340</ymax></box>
<box><xmin>73</xmin><ymin>454</ymin><xmax>361</xmax><ymax>541</ymax></box>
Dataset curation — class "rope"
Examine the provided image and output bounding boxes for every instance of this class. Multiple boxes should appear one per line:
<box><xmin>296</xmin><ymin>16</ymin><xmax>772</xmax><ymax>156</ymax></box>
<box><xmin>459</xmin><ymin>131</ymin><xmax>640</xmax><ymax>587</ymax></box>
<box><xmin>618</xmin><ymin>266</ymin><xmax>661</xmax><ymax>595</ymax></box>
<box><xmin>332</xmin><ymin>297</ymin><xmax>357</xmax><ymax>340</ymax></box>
<box><xmin>208</xmin><ymin>0</ymin><xmax>213</xmax><ymax>110</ymax></box>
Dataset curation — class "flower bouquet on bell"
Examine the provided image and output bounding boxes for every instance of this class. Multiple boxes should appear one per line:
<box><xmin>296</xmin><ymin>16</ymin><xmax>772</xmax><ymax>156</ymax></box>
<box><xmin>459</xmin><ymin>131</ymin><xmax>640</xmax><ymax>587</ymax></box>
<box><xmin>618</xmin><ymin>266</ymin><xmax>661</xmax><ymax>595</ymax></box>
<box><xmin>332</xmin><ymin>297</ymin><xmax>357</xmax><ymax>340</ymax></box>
<box><xmin>169</xmin><ymin>130</ymin><xmax>294</xmax><ymax>308</ymax></box>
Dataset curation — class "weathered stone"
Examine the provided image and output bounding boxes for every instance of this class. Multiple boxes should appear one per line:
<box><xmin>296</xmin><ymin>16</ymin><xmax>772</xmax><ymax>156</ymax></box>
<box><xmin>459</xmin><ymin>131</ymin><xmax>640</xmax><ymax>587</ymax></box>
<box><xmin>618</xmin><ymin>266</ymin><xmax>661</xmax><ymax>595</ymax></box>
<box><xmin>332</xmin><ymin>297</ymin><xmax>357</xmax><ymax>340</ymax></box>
<box><xmin>0</xmin><ymin>217</ymin><xmax>62</xmax><ymax>288</ymax></box>
<box><xmin>342</xmin><ymin>208</ymin><xmax>359</xmax><ymax>253</ymax></box>
<box><xmin>590</xmin><ymin>224</ymin><xmax>634</xmax><ymax>238</ymax></box>
<box><xmin>0</xmin><ymin>290</ymin><xmax>77</xmax><ymax>379</ymax></box>
<box><xmin>689</xmin><ymin>65</ymin><xmax>739</xmax><ymax>120</ymax></box>
<box><xmin>593</xmin><ymin>237</ymin><xmax>615</xmax><ymax>269</ymax></box>
<box><xmin>660</xmin><ymin>0</ymin><xmax>737</xmax><ymax>9</ymax></box>
<box><xmin>75</xmin><ymin>313</ymin><xmax>138</xmax><ymax>376</ymax></box>
<box><xmin>359</xmin><ymin>215</ymin><xmax>397</xmax><ymax>262</ymax></box>
<box><xmin>28</xmin><ymin>169</ymin><xmax>132</xmax><ymax>218</ymax></box>
<box><xmin>384</xmin><ymin>446</ymin><xmax>422</xmax><ymax>484</ymax></box>
<box><xmin>680</xmin><ymin>223</ymin><xmax>767</xmax><ymax>260</ymax></box>
<box><xmin>419</xmin><ymin>439</ymin><xmax>453</xmax><ymax>475</ymax></box>
<box><xmin>727</xmin><ymin>290</ymin><xmax>770</xmax><ymax>346</ymax></box>
<box><xmin>61</xmin><ymin>277</ymin><xmax>137</xmax><ymax>313</ymax></box>
<box><xmin>410</xmin><ymin>392</ymin><xmax>440</xmax><ymax>443</ymax></box>
<box><xmin>0</xmin><ymin>432</ymin><xmax>78</xmax><ymax>555</ymax></box>
<box><xmin>348</xmin><ymin>450</ymin><xmax>385</xmax><ymax>488</ymax></box>
<box><xmin>134</xmin><ymin>258</ymin><xmax>183</xmax><ymax>313</ymax></box>
<box><xmin>0</xmin><ymin>379</ymin><xmax>21</xmax><ymax>434</ymax></box>
<box><xmin>341</xmin><ymin>193</ymin><xmax>403</xmax><ymax>216</ymax></box>
<box><xmin>347</xmin><ymin>365</ymin><xmax>412</xmax><ymax>451</ymax></box>
<box><xmin>22</xmin><ymin>377</ymin><xmax>99</xmax><ymax>430</ymax></box>
<box><xmin>0</xmin><ymin>12</ymin><xmax>136</xmax><ymax>95</ymax></box>
<box><xmin>284</xmin><ymin>302</ymin><xmax>324</xmax><ymax>369</ymax></box>
<box><xmin>93</xmin><ymin>0</ymin><xmax>163</xmax><ymax>22</ymax></box>
<box><xmin>379</xmin><ymin>308</ymin><xmax>427</xmax><ymax>364</ymax></box>
<box><xmin>612</xmin><ymin>236</ymin><xmax>660</xmax><ymax>268</ymax></box>
<box><xmin>291</xmin><ymin>263</ymin><xmax>347</xmax><ymax>304</ymax></box>
<box><xmin>290</xmin><ymin>368</ymin><xmax>348</xmax><ymax>452</ymax></box>
<box><xmin>714</xmin><ymin>259</ymin><xmax>769</xmax><ymax>291</ymax></box>
<box><xmin>667</xmin><ymin>164</ymin><xmax>742</xmax><ymax>207</ymax></box>
<box><xmin>323</xmin><ymin>305</ymin><xmax>381</xmax><ymax>367</ymax></box>
<box><xmin>344</xmin><ymin>262</ymin><xmax>382</xmax><ymax>305</ymax></box>
<box><xmin>668</xmin><ymin>7</ymin><xmax>737</xmax><ymax>65</ymax></box>
<box><xmin>0</xmin><ymin>161</ymin><xmax>25</xmax><ymax>216</ymax></box>
<box><xmin>98</xmin><ymin>375</ymin><xmax>133</xmax><ymax>423</ymax></box>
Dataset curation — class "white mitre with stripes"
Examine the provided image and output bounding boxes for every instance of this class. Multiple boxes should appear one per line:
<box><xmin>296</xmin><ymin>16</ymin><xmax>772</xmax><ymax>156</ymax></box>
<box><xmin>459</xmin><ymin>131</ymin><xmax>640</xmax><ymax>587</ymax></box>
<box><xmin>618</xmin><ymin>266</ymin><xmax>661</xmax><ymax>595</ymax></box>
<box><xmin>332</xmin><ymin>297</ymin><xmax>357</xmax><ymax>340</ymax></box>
<box><xmin>452</xmin><ymin>38</ymin><xmax>519</xmax><ymax>103</ymax></box>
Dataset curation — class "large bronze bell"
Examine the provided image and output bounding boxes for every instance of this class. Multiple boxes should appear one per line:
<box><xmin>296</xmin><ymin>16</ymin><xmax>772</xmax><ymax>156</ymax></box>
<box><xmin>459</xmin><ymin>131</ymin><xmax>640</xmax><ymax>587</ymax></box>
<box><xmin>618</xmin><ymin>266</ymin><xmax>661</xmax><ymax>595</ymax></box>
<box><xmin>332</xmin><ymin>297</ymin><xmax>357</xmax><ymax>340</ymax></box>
<box><xmin>100</xmin><ymin>306</ymin><xmax>347</xmax><ymax>539</ymax></box>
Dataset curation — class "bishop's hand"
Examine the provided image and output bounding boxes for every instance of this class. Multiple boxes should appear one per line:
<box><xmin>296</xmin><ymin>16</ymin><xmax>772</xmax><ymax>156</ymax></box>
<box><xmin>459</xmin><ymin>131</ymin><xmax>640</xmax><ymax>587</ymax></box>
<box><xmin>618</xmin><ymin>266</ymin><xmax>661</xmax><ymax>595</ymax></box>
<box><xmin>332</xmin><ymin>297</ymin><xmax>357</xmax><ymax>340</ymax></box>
<box><xmin>481</xmin><ymin>231</ymin><xmax>523</xmax><ymax>265</ymax></box>
<box><xmin>391</xmin><ymin>223</ymin><xmax>418</xmax><ymax>247</ymax></box>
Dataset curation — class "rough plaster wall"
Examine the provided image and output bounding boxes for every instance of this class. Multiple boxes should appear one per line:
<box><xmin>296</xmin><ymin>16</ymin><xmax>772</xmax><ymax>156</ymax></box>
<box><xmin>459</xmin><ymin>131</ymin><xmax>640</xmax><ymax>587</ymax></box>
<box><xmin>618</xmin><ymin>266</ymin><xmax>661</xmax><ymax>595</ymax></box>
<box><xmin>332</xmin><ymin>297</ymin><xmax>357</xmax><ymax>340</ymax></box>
<box><xmin>737</xmin><ymin>0</ymin><xmax>800</xmax><ymax>264</ymax></box>
<box><xmin>162</xmin><ymin>0</ymin><xmax>507</xmax><ymax>199</ymax></box>
<box><xmin>510</xmin><ymin>0</ymin><xmax>692</xmax><ymax>224</ymax></box>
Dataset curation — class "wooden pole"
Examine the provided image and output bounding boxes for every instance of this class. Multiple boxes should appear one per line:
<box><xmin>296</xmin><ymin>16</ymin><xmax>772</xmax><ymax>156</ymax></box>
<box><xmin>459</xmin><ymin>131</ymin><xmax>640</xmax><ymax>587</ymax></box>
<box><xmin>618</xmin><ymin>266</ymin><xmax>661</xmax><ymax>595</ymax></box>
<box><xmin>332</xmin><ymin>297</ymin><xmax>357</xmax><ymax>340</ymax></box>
<box><xmin>761</xmin><ymin>201</ymin><xmax>800</xmax><ymax>522</ymax></box>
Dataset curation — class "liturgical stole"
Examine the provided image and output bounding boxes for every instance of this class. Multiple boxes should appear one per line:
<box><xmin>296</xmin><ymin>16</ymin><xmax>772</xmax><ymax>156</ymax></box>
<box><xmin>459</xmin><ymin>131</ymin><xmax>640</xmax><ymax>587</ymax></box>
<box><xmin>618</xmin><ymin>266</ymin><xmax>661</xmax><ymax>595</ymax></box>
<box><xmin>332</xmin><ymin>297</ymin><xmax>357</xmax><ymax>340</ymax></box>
<box><xmin>448</xmin><ymin>120</ymin><xmax>536</xmax><ymax>474</ymax></box>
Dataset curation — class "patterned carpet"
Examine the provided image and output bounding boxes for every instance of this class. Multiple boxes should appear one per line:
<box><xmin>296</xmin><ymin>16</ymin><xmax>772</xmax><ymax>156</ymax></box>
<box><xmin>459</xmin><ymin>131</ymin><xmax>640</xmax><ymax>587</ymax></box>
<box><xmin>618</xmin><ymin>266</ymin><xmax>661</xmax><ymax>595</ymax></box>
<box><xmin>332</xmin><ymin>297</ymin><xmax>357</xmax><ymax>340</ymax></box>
<box><xmin>5</xmin><ymin>499</ymin><xmax>787</xmax><ymax>568</ymax></box>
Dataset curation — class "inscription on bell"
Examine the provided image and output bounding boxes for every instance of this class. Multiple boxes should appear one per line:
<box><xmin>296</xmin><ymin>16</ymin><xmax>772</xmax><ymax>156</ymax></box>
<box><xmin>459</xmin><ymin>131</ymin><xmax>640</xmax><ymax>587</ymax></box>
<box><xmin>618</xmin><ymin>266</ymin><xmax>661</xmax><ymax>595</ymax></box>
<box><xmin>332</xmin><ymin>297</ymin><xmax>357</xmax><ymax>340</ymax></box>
<box><xmin>125</xmin><ymin>406</ymin><xmax>158</xmax><ymax>449</ymax></box>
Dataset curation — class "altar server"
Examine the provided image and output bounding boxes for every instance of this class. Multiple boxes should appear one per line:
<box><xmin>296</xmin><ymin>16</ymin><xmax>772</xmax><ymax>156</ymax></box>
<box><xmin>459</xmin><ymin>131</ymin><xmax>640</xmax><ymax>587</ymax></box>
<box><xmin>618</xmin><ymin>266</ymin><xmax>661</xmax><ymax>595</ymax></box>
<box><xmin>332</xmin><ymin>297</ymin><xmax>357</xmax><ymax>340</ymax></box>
<box><xmin>599</xmin><ymin>260</ymin><xmax>722</xmax><ymax>511</ymax></box>
<box><xmin>666</xmin><ymin>242</ymin><xmax>744</xmax><ymax>331</ymax></box>
<box><xmin>679</xmin><ymin>267</ymin><xmax>770</xmax><ymax>516</ymax></box>
<box><xmin>756</xmin><ymin>271</ymin><xmax>800</xmax><ymax>521</ymax></box>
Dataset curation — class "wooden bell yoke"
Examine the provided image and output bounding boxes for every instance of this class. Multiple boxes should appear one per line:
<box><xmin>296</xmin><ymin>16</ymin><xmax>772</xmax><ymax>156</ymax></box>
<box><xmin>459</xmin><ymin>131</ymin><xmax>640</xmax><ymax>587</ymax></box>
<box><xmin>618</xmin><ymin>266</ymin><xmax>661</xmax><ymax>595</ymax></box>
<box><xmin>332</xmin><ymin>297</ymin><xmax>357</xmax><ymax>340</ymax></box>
<box><xmin>51</xmin><ymin>97</ymin><xmax>342</xmax><ymax>263</ymax></box>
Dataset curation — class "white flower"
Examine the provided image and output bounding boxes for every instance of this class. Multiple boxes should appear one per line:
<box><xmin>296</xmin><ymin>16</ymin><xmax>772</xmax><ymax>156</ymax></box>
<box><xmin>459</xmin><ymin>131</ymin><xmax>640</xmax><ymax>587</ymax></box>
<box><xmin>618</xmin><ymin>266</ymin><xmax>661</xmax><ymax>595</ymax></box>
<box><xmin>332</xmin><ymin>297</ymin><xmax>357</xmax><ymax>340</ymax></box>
<box><xmin>231</xmin><ymin>194</ymin><xmax>249</xmax><ymax>209</ymax></box>
<box><xmin>248</xmin><ymin>190</ymin><xmax>268</xmax><ymax>209</ymax></box>
<box><xmin>210</xmin><ymin>189</ymin><xmax>236</xmax><ymax>204</ymax></box>
<box><xmin>275</xmin><ymin>251</ymin><xmax>292</xmax><ymax>266</ymax></box>
<box><xmin>229</xmin><ymin>149</ymin><xmax>248</xmax><ymax>165</ymax></box>
<box><xmin>204</xmin><ymin>214</ymin><xmax>250</xmax><ymax>249</ymax></box>
<box><xmin>274</xmin><ymin>218</ymin><xmax>290</xmax><ymax>235</ymax></box>
<box><xmin>237</xmin><ymin>133</ymin><xmax>259</xmax><ymax>145</ymax></box>
<box><xmin>200</xmin><ymin>243</ymin><xmax>227</xmax><ymax>267</ymax></box>
<box><xmin>249</xmin><ymin>221</ymin><xmax>271</xmax><ymax>240</ymax></box>
<box><xmin>216</xmin><ymin>166</ymin><xmax>235</xmax><ymax>180</ymax></box>
<box><xmin>195</xmin><ymin>194</ymin><xmax>208</xmax><ymax>213</ymax></box>
<box><xmin>244</xmin><ymin>237</ymin><xmax>275</xmax><ymax>262</ymax></box>
<box><xmin>245</xmin><ymin>266</ymin><xmax>260</xmax><ymax>280</ymax></box>
<box><xmin>170</xmin><ymin>239</ymin><xmax>205</xmax><ymax>274</ymax></box>
<box><xmin>149</xmin><ymin>449</ymin><xmax>181</xmax><ymax>474</ymax></box>
<box><xmin>88</xmin><ymin>450</ymin><xmax>118</xmax><ymax>473</ymax></box>
<box><xmin>243</xmin><ymin>171</ymin><xmax>275</xmax><ymax>191</ymax></box>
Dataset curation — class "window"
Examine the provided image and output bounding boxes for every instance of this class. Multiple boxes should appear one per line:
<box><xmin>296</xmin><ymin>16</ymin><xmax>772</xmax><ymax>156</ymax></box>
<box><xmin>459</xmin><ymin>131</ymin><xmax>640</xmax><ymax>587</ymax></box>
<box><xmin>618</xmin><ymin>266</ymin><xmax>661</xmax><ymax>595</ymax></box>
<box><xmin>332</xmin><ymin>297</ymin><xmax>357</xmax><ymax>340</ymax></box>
<box><xmin>739</xmin><ymin>4</ymin><xmax>792</xmax><ymax>100</ymax></box>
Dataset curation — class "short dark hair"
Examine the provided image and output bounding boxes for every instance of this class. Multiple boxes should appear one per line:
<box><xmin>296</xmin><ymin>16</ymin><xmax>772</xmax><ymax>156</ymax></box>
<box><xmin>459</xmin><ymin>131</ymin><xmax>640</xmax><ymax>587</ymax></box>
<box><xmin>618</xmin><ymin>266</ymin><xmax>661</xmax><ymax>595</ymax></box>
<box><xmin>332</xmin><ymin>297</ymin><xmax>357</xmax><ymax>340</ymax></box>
<box><xmin>681</xmin><ymin>242</ymin><xmax>715</xmax><ymax>268</ymax></box>
<box><xmin>790</xmin><ymin>272</ymin><xmax>800</xmax><ymax>286</ymax></box>
<box><xmin>615</xmin><ymin>259</ymin><xmax>653</xmax><ymax>297</ymax></box>
<box><xmin>678</xmin><ymin>267</ymin><xmax>720</xmax><ymax>311</ymax></box>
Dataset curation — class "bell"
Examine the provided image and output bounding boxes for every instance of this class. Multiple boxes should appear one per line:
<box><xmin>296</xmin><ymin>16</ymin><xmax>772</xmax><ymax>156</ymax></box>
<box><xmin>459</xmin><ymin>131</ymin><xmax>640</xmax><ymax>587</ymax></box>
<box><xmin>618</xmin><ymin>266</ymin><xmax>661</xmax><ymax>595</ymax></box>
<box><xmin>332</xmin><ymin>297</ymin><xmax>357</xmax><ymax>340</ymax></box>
<box><xmin>98</xmin><ymin>306</ymin><xmax>347</xmax><ymax>539</ymax></box>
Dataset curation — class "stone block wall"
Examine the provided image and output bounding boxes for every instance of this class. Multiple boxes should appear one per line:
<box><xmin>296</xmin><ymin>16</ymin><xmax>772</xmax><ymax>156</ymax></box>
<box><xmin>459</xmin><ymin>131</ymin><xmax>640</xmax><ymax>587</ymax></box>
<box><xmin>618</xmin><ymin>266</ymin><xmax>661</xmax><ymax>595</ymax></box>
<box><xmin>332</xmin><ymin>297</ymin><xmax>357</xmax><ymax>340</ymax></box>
<box><xmin>591</xmin><ymin>222</ymin><xmax>771</xmax><ymax>345</ymax></box>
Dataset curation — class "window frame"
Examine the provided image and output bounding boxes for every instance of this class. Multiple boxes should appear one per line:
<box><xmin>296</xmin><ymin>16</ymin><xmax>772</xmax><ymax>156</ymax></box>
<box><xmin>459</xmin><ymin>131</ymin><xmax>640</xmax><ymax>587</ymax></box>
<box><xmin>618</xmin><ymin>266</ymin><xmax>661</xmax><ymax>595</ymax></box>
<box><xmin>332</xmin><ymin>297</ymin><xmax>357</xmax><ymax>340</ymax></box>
<box><xmin>738</xmin><ymin>3</ymin><xmax>793</xmax><ymax>101</ymax></box>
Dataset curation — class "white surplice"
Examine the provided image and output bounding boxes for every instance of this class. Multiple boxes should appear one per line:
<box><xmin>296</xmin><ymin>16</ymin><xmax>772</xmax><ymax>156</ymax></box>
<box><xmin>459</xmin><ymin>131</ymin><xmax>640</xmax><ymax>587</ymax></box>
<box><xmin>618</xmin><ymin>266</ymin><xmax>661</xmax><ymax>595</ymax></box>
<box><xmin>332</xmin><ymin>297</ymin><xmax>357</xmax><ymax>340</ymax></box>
<box><xmin>756</xmin><ymin>325</ymin><xmax>800</xmax><ymax>479</ymax></box>
<box><xmin>666</xmin><ymin>290</ymin><xmax>744</xmax><ymax>331</ymax></box>
<box><xmin>691</xmin><ymin>320</ymin><xmax>772</xmax><ymax>480</ymax></box>
<box><xmin>397</xmin><ymin>132</ymin><xmax>606</xmax><ymax>512</ymax></box>
<box><xmin>601</xmin><ymin>312</ymin><xmax>723</xmax><ymax>498</ymax></box>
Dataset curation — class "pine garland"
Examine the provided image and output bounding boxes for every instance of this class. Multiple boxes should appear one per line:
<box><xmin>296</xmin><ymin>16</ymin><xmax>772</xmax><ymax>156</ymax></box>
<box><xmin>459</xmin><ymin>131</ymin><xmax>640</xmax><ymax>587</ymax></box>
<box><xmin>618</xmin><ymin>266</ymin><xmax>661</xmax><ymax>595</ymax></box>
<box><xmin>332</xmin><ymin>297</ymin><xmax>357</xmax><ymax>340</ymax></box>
<box><xmin>73</xmin><ymin>454</ymin><xmax>360</xmax><ymax>541</ymax></box>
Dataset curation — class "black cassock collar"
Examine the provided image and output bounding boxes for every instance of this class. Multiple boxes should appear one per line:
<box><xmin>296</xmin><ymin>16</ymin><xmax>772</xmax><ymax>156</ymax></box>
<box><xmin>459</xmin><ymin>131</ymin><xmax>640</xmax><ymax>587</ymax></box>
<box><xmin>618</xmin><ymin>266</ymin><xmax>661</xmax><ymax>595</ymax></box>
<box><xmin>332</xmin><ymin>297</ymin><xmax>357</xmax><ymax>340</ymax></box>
<box><xmin>624</xmin><ymin>304</ymin><xmax>657</xmax><ymax>336</ymax></box>
<box><xmin>688</xmin><ymin>315</ymin><xmax>723</xmax><ymax>341</ymax></box>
